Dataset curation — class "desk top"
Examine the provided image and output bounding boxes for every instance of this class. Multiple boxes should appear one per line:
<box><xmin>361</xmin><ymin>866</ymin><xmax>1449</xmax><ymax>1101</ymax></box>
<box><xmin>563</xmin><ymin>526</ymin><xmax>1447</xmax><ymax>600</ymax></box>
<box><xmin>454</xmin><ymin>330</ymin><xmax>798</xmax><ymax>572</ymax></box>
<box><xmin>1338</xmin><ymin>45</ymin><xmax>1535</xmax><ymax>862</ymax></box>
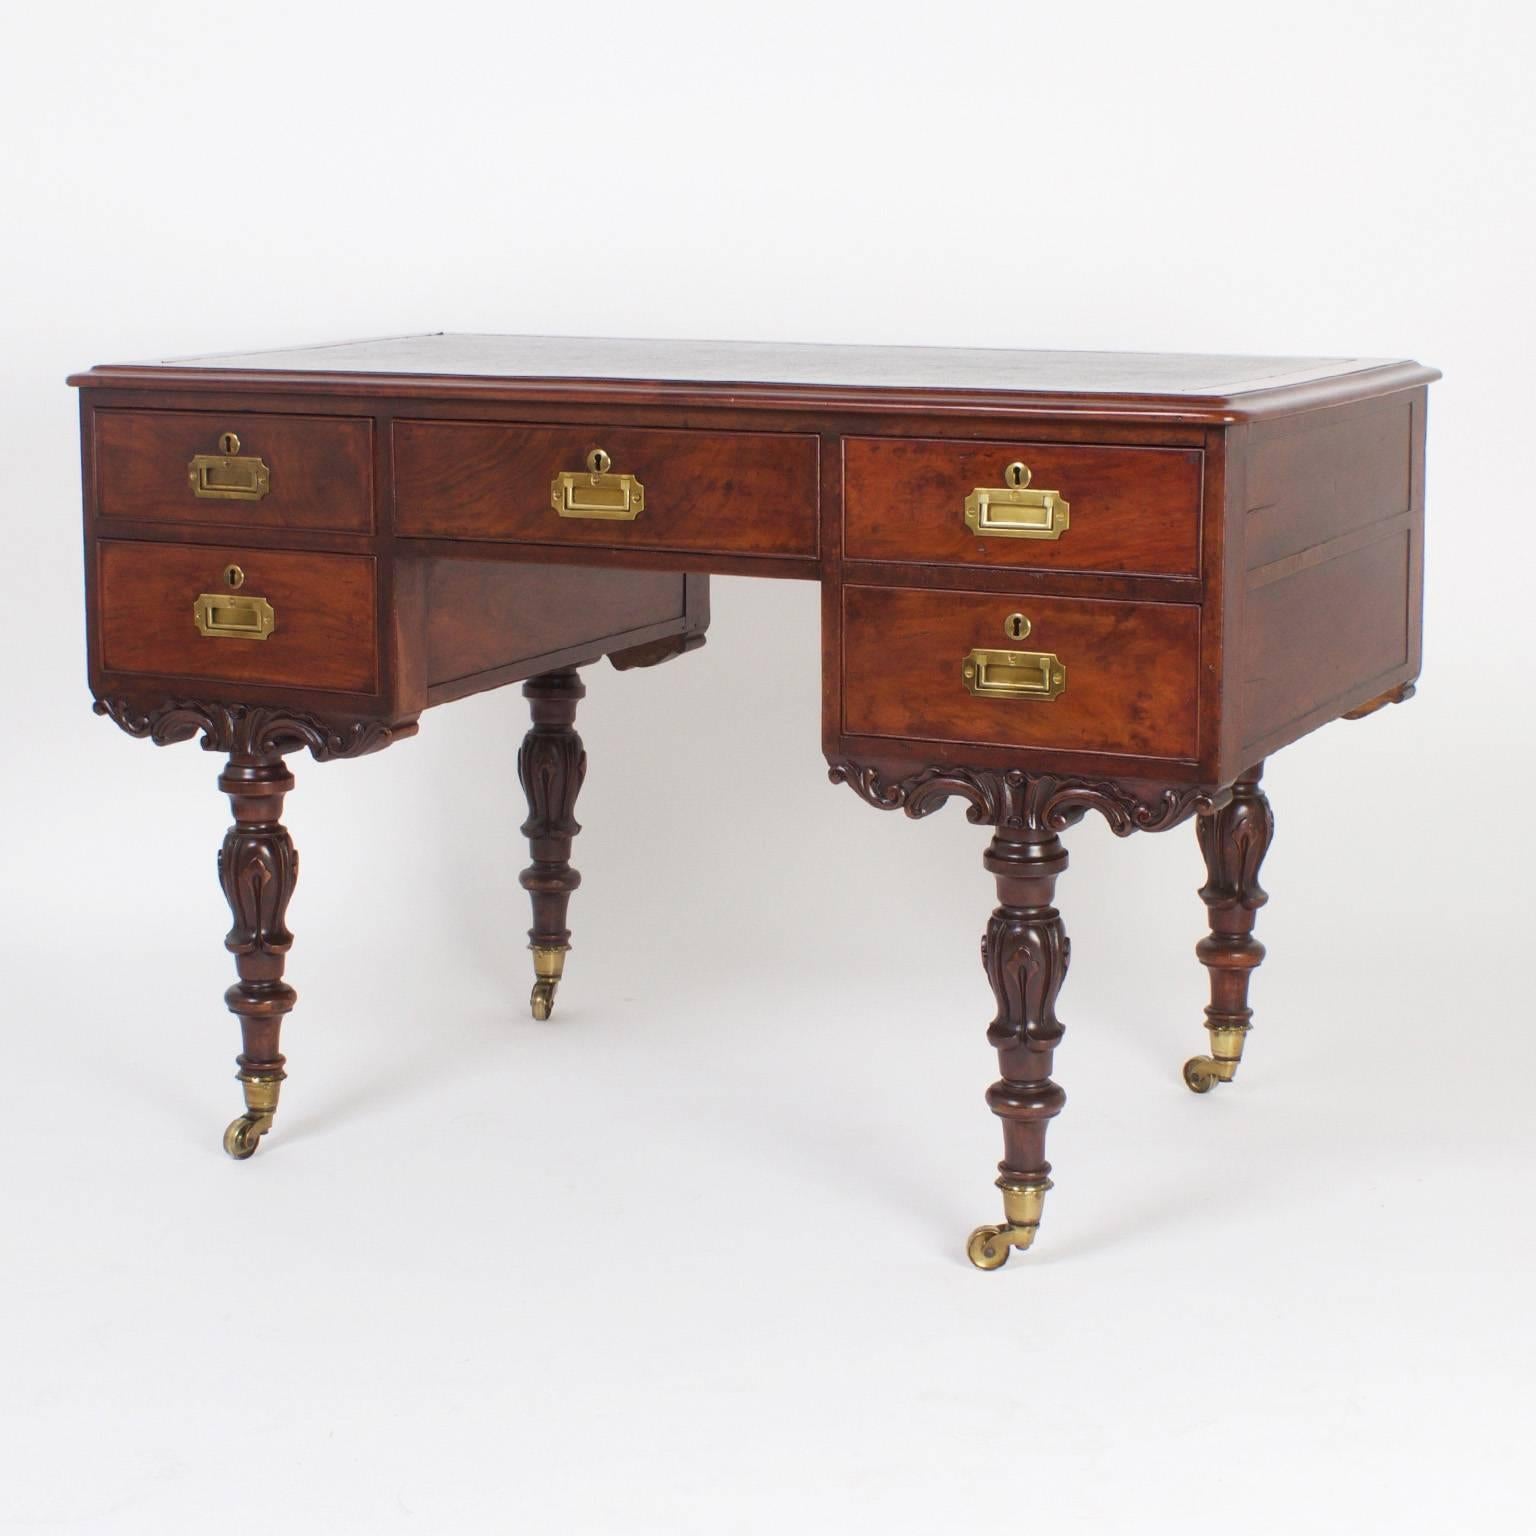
<box><xmin>72</xmin><ymin>334</ymin><xmax>1438</xmax><ymax>423</ymax></box>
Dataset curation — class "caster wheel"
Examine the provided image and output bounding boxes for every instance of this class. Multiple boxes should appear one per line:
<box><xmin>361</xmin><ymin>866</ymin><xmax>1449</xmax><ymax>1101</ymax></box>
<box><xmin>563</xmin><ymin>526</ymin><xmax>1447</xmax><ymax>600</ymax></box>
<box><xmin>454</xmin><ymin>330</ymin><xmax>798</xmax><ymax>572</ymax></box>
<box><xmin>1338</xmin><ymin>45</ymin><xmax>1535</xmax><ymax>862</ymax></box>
<box><xmin>966</xmin><ymin>1225</ymin><xmax>1011</xmax><ymax>1271</ymax></box>
<box><xmin>222</xmin><ymin>1115</ymin><xmax>267</xmax><ymax>1160</ymax></box>
<box><xmin>1183</xmin><ymin>1056</ymin><xmax>1218</xmax><ymax>1094</ymax></box>
<box><xmin>530</xmin><ymin>979</ymin><xmax>558</xmax><ymax>1021</ymax></box>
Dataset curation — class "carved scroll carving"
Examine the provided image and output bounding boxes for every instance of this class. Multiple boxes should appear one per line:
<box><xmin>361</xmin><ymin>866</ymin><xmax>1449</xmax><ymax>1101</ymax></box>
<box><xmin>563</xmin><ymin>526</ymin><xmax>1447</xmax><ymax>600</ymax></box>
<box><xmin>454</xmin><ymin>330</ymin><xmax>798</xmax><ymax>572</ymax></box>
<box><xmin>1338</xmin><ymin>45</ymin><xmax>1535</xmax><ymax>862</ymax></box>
<box><xmin>518</xmin><ymin>675</ymin><xmax>587</xmax><ymax>845</ymax></box>
<box><xmin>92</xmin><ymin>697</ymin><xmax>412</xmax><ymax>762</ymax></box>
<box><xmin>1196</xmin><ymin>768</ymin><xmax>1275</xmax><ymax>914</ymax></box>
<box><xmin>219</xmin><ymin>821</ymin><xmax>298</xmax><ymax>967</ymax></box>
<box><xmin>827</xmin><ymin>761</ymin><xmax>1226</xmax><ymax>836</ymax></box>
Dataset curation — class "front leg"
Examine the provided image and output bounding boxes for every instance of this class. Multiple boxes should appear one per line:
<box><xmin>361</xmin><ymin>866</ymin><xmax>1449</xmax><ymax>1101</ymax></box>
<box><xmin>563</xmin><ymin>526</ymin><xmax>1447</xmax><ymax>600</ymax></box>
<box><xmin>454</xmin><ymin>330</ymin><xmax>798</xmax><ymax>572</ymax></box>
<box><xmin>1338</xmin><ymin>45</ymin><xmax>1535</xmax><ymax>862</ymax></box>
<box><xmin>218</xmin><ymin>752</ymin><xmax>300</xmax><ymax>1158</ymax></box>
<box><xmin>1185</xmin><ymin>764</ymin><xmax>1274</xmax><ymax>1093</ymax></box>
<box><xmin>93</xmin><ymin>699</ymin><xmax>411</xmax><ymax>1156</ymax></box>
<box><xmin>967</xmin><ymin>829</ymin><xmax>1070</xmax><ymax>1270</ymax></box>
<box><xmin>829</xmin><ymin>760</ymin><xmax>1223</xmax><ymax>1267</ymax></box>
<box><xmin>517</xmin><ymin>669</ymin><xmax>587</xmax><ymax>1020</ymax></box>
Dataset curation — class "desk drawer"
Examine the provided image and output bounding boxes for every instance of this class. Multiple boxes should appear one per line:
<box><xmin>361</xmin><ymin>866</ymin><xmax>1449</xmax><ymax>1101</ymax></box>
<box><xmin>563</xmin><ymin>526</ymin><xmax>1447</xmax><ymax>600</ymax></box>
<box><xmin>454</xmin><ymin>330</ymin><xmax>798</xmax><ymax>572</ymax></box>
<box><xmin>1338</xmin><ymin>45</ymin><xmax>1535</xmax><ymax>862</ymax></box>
<box><xmin>95</xmin><ymin>410</ymin><xmax>374</xmax><ymax>532</ymax></box>
<box><xmin>843</xmin><ymin>436</ymin><xmax>1201</xmax><ymax>577</ymax></box>
<box><xmin>842</xmin><ymin>584</ymin><xmax>1200</xmax><ymax>760</ymax></box>
<box><xmin>394</xmin><ymin>421</ymin><xmax>819</xmax><ymax>557</ymax></box>
<box><xmin>97</xmin><ymin>540</ymin><xmax>377</xmax><ymax>694</ymax></box>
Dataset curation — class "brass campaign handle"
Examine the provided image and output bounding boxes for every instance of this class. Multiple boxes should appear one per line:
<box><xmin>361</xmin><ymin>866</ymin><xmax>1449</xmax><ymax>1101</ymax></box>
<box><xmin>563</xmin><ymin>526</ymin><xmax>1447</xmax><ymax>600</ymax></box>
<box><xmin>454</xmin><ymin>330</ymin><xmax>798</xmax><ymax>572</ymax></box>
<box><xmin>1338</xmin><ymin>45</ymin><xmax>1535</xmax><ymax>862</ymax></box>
<box><xmin>551</xmin><ymin>447</ymin><xmax>645</xmax><ymax>521</ymax></box>
<box><xmin>188</xmin><ymin>431</ymin><xmax>271</xmax><ymax>501</ymax></box>
<box><xmin>192</xmin><ymin>563</ymin><xmax>274</xmax><ymax>639</ymax></box>
<box><xmin>963</xmin><ymin>461</ymin><xmax>1069</xmax><ymax>540</ymax></box>
<box><xmin>962</xmin><ymin>647</ymin><xmax>1066</xmax><ymax>701</ymax></box>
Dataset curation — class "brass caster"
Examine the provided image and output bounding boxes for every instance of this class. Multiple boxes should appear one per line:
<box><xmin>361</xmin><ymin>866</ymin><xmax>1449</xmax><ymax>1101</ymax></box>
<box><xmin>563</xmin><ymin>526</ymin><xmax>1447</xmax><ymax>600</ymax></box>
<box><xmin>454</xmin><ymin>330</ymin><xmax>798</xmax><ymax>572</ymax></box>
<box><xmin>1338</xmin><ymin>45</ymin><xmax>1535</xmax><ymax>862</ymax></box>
<box><xmin>967</xmin><ymin>1225</ymin><xmax>1012</xmax><ymax>1270</ymax></box>
<box><xmin>1183</xmin><ymin>1056</ymin><xmax>1220</xmax><ymax>1093</ymax></box>
<box><xmin>965</xmin><ymin>1178</ymin><xmax>1051</xmax><ymax>1270</ymax></box>
<box><xmin>1183</xmin><ymin>1024</ymin><xmax>1248</xmax><ymax>1093</ymax></box>
<box><xmin>528</xmin><ymin>945</ymin><xmax>568</xmax><ymax>1020</ymax></box>
<box><xmin>222</xmin><ymin>1112</ymin><xmax>274</xmax><ymax>1160</ymax></box>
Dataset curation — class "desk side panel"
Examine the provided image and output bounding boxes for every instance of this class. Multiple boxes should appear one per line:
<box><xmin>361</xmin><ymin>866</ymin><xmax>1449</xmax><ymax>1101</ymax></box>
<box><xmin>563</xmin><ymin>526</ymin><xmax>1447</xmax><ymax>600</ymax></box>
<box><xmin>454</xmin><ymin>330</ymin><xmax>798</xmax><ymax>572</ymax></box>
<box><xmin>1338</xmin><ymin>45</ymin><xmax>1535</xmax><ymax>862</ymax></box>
<box><xmin>1237</xmin><ymin>388</ymin><xmax>1425</xmax><ymax>764</ymax></box>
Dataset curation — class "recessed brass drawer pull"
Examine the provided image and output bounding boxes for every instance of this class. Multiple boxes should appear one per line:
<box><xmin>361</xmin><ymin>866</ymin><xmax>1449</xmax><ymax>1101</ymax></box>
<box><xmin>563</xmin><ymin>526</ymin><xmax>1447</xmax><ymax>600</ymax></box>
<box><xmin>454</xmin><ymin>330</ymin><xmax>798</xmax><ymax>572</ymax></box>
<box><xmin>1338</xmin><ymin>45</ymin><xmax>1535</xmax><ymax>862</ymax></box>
<box><xmin>187</xmin><ymin>431</ymin><xmax>271</xmax><ymax>501</ymax></box>
<box><xmin>963</xmin><ymin>461</ymin><xmax>1070</xmax><ymax>541</ymax></box>
<box><xmin>962</xmin><ymin>647</ymin><xmax>1066</xmax><ymax>701</ymax></box>
<box><xmin>551</xmin><ymin>447</ymin><xmax>645</xmax><ymax>521</ymax></box>
<box><xmin>193</xmin><ymin>591</ymin><xmax>275</xmax><ymax>640</ymax></box>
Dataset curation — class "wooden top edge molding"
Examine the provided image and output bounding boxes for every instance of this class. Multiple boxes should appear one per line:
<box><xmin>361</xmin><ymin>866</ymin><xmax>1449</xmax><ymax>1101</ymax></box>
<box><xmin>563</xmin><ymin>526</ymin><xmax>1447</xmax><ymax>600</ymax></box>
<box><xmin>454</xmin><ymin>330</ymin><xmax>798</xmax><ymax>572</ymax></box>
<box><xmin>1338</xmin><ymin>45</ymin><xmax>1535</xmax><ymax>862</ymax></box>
<box><xmin>68</xmin><ymin>334</ymin><xmax>1440</xmax><ymax>423</ymax></box>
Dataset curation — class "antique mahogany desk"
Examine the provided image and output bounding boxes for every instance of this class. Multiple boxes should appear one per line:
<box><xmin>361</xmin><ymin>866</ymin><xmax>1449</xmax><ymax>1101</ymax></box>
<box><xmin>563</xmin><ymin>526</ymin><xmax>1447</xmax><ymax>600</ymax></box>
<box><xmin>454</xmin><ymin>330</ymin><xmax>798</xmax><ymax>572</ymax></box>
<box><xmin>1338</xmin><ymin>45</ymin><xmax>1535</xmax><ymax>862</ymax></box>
<box><xmin>70</xmin><ymin>335</ymin><xmax>1435</xmax><ymax>1268</ymax></box>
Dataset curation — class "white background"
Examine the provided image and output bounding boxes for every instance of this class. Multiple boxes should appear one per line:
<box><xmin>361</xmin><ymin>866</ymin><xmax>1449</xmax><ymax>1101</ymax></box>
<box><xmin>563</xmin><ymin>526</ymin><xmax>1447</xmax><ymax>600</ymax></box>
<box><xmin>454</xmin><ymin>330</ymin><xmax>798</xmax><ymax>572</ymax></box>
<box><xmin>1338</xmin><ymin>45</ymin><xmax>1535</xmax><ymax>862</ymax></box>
<box><xmin>2</xmin><ymin>2</ymin><xmax>1533</xmax><ymax>1531</ymax></box>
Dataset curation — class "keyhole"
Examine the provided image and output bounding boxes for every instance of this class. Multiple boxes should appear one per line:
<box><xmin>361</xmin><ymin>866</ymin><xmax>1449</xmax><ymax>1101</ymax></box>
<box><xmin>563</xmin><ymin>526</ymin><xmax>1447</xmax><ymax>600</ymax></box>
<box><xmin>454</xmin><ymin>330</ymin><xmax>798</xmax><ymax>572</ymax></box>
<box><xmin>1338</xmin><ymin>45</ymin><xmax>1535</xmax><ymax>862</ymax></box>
<box><xmin>1005</xmin><ymin>461</ymin><xmax>1030</xmax><ymax>489</ymax></box>
<box><xmin>1005</xmin><ymin>612</ymin><xmax>1031</xmax><ymax>641</ymax></box>
<box><xmin>219</xmin><ymin>432</ymin><xmax>241</xmax><ymax>456</ymax></box>
<box><xmin>223</xmin><ymin>564</ymin><xmax>245</xmax><ymax>590</ymax></box>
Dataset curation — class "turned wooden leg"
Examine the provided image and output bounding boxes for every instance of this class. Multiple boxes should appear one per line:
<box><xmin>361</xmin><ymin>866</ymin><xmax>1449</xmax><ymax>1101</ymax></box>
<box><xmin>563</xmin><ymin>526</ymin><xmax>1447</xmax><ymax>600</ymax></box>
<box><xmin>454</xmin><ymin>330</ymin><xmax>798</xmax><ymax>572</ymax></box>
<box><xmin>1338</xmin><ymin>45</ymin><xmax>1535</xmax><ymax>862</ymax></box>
<box><xmin>1185</xmin><ymin>764</ymin><xmax>1274</xmax><ymax>1093</ymax></box>
<box><xmin>217</xmin><ymin>753</ymin><xmax>299</xmax><ymax>1159</ymax></box>
<box><xmin>517</xmin><ymin>668</ymin><xmax>587</xmax><ymax>1020</ymax></box>
<box><xmin>966</xmin><ymin>829</ymin><xmax>1070</xmax><ymax>1270</ymax></box>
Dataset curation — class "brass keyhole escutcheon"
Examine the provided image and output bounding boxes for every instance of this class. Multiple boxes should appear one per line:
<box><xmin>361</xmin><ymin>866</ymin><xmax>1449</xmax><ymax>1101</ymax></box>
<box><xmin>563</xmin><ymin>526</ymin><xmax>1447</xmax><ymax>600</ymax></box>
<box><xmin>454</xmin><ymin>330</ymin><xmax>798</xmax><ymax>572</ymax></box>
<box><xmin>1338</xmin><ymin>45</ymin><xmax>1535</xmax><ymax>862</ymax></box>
<box><xmin>587</xmin><ymin>447</ymin><xmax>612</xmax><ymax>476</ymax></box>
<box><xmin>223</xmin><ymin>563</ymin><xmax>245</xmax><ymax>590</ymax></box>
<box><xmin>1005</xmin><ymin>612</ymin><xmax>1031</xmax><ymax>641</ymax></box>
<box><xmin>1005</xmin><ymin>461</ymin><xmax>1031</xmax><ymax>490</ymax></box>
<box><xmin>219</xmin><ymin>431</ymin><xmax>241</xmax><ymax>456</ymax></box>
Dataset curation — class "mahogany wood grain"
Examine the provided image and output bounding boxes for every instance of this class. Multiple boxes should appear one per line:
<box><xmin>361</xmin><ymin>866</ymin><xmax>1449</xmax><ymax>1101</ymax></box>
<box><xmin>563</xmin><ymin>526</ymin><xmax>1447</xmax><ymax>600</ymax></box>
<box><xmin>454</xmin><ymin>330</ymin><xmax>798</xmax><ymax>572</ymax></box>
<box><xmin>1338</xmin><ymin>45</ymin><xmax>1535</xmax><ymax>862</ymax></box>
<box><xmin>393</xmin><ymin>420</ymin><xmax>820</xmax><ymax>558</ymax></box>
<box><xmin>842</xmin><ymin>584</ymin><xmax>1201</xmax><ymax>761</ymax></box>
<box><xmin>844</xmin><ymin>435</ymin><xmax>1202</xmax><ymax>577</ymax></box>
<box><xmin>97</xmin><ymin>540</ymin><xmax>377</xmax><ymax>693</ymax></box>
<box><xmin>95</xmin><ymin>409</ymin><xmax>373</xmax><ymax>533</ymax></box>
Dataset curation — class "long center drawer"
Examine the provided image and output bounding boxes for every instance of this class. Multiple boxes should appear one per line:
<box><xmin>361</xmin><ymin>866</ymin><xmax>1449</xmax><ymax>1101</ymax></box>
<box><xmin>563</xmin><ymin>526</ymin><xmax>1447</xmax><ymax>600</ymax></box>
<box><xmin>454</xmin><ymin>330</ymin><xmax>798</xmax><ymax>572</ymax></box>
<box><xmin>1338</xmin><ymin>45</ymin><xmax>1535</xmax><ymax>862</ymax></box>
<box><xmin>394</xmin><ymin>420</ymin><xmax>820</xmax><ymax>558</ymax></box>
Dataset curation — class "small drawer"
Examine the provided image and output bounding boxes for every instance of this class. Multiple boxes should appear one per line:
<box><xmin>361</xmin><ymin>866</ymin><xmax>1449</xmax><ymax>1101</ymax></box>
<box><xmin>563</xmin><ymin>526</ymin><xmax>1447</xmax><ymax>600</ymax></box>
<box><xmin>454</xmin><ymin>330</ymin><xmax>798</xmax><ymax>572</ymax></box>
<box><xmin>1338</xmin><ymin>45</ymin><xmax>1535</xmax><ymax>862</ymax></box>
<box><xmin>843</xmin><ymin>436</ymin><xmax>1202</xmax><ymax>577</ymax></box>
<box><xmin>96</xmin><ymin>540</ymin><xmax>377</xmax><ymax>694</ymax></box>
<box><xmin>394</xmin><ymin>421</ymin><xmax>820</xmax><ymax>558</ymax></box>
<box><xmin>94</xmin><ymin>409</ymin><xmax>374</xmax><ymax>532</ymax></box>
<box><xmin>842</xmin><ymin>584</ymin><xmax>1200</xmax><ymax>760</ymax></box>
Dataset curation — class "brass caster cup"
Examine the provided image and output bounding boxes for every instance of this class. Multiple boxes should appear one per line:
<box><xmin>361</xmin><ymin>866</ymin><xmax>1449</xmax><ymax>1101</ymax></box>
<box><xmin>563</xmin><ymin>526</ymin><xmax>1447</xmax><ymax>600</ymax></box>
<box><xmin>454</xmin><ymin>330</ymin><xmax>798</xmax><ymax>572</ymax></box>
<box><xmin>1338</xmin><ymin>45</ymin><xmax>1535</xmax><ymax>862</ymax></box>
<box><xmin>529</xmin><ymin>944</ymin><xmax>569</xmax><ymax>1021</ymax></box>
<box><xmin>1183</xmin><ymin>1025</ymin><xmax>1250</xmax><ymax>1094</ymax></box>
<box><xmin>966</xmin><ymin>1179</ymin><xmax>1052</xmax><ymax>1270</ymax></box>
<box><xmin>223</xmin><ymin>1071</ymin><xmax>282</xmax><ymax>1159</ymax></box>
